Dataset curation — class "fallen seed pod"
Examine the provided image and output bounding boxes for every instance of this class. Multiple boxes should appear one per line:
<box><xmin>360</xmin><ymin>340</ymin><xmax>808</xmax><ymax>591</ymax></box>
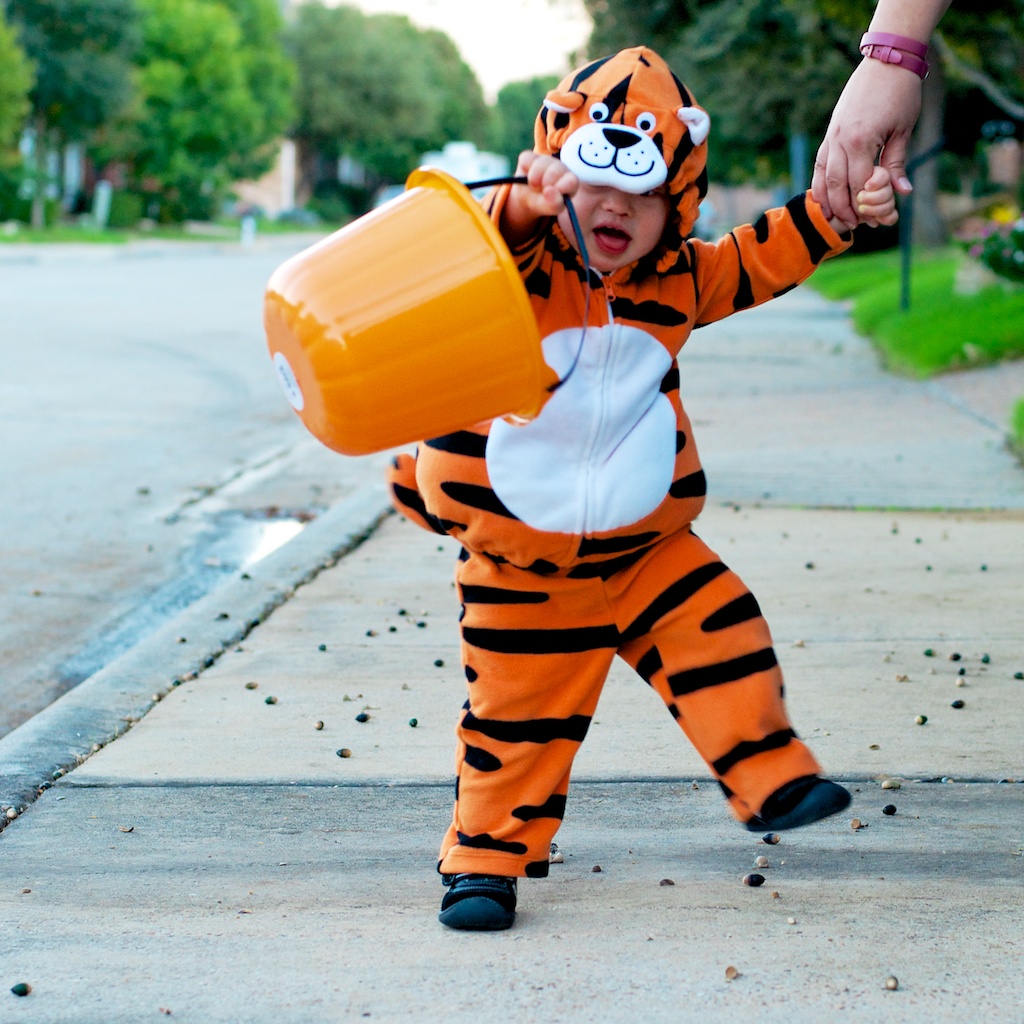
<box><xmin>355</xmin><ymin>712</ymin><xmax>370</xmax><ymax>722</ymax></box>
<box><xmin>850</xmin><ymin>818</ymin><xmax>866</xmax><ymax>830</ymax></box>
<box><xmin>659</xmin><ymin>878</ymin><xmax>675</xmax><ymax>886</ymax></box>
<box><xmin>314</xmin><ymin>721</ymin><xmax>324</xmax><ymax>730</ymax></box>
<box><xmin>881</xmin><ymin>779</ymin><xmax>901</xmax><ymax>790</ymax></box>
<box><xmin>951</xmin><ymin>699</ymin><xmax>965</xmax><ymax>709</ymax></box>
<box><xmin>883</xmin><ymin>804</ymin><xmax>897</xmax><ymax>815</ymax></box>
<box><xmin>408</xmin><ymin>718</ymin><xmax>418</xmax><ymax>728</ymax></box>
<box><xmin>244</xmin><ymin>681</ymin><xmax>258</xmax><ymax>690</ymax></box>
<box><xmin>336</xmin><ymin>748</ymin><xmax>352</xmax><ymax>758</ymax></box>
<box><xmin>743</xmin><ymin>873</ymin><xmax>765</xmax><ymax>887</ymax></box>
<box><xmin>762</xmin><ymin>832</ymin><xmax>781</xmax><ymax>845</ymax></box>
<box><xmin>591</xmin><ymin>865</ymin><xmax>602</xmax><ymax>873</ymax></box>
<box><xmin>725</xmin><ymin>966</ymin><xmax>739</xmax><ymax>981</ymax></box>
<box><xmin>915</xmin><ymin>715</ymin><xmax>927</xmax><ymax>725</ymax></box>
<box><xmin>264</xmin><ymin>696</ymin><xmax>277</xmax><ymax>705</ymax></box>
<box><xmin>754</xmin><ymin>855</ymin><xmax>770</xmax><ymax>869</ymax></box>
<box><xmin>318</xmin><ymin>644</ymin><xmax>327</xmax><ymax>651</ymax></box>
<box><xmin>10</xmin><ymin>983</ymin><xmax>31</xmax><ymax>997</ymax></box>
<box><xmin>549</xmin><ymin>851</ymin><xmax>564</xmax><ymax>863</ymax></box>
<box><xmin>884</xmin><ymin>976</ymin><xmax>899</xmax><ymax>991</ymax></box>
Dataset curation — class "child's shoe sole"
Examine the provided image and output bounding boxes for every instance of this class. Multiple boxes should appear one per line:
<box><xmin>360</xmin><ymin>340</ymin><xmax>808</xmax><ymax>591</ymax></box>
<box><xmin>746</xmin><ymin>776</ymin><xmax>851</xmax><ymax>831</ymax></box>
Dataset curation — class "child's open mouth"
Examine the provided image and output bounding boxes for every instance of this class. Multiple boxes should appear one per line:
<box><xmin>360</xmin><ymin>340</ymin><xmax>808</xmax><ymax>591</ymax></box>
<box><xmin>593</xmin><ymin>225</ymin><xmax>631</xmax><ymax>255</ymax></box>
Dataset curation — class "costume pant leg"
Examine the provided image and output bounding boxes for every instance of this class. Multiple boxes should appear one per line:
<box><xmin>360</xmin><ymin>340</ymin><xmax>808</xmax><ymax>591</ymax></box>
<box><xmin>612</xmin><ymin>528</ymin><xmax>822</xmax><ymax>824</ymax></box>
<box><xmin>439</xmin><ymin>552</ymin><xmax>616</xmax><ymax>879</ymax></box>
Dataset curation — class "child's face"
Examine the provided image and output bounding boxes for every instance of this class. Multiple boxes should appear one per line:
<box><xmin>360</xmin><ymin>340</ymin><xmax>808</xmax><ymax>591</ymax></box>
<box><xmin>557</xmin><ymin>183</ymin><xmax>671</xmax><ymax>274</ymax></box>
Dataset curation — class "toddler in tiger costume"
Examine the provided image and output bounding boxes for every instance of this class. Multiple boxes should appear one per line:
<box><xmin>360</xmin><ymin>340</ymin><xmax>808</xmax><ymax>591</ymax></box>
<box><xmin>387</xmin><ymin>45</ymin><xmax>896</xmax><ymax>930</ymax></box>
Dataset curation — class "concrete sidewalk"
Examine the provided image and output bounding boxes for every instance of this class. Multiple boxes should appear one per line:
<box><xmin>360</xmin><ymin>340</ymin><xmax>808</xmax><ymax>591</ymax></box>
<box><xmin>1</xmin><ymin>287</ymin><xmax>1022</xmax><ymax>1023</ymax></box>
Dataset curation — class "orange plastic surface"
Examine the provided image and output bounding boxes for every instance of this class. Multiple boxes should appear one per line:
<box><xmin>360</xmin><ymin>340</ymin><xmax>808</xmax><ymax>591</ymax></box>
<box><xmin>263</xmin><ymin>168</ymin><xmax>550</xmax><ymax>456</ymax></box>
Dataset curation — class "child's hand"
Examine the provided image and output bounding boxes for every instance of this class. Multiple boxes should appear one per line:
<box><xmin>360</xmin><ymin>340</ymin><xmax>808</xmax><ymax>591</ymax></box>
<box><xmin>500</xmin><ymin>151</ymin><xmax>579</xmax><ymax>248</ymax></box>
<box><xmin>829</xmin><ymin>165</ymin><xmax>898</xmax><ymax>232</ymax></box>
<box><xmin>516</xmin><ymin>151</ymin><xmax>579</xmax><ymax>217</ymax></box>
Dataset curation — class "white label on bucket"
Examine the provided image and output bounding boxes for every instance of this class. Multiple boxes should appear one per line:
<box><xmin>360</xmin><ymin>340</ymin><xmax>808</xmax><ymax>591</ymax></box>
<box><xmin>273</xmin><ymin>351</ymin><xmax>305</xmax><ymax>411</ymax></box>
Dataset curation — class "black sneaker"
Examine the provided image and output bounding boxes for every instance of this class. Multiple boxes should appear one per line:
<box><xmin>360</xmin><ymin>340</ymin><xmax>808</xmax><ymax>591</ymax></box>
<box><xmin>439</xmin><ymin>873</ymin><xmax>517</xmax><ymax>931</ymax></box>
<box><xmin>745</xmin><ymin>775</ymin><xmax>851</xmax><ymax>831</ymax></box>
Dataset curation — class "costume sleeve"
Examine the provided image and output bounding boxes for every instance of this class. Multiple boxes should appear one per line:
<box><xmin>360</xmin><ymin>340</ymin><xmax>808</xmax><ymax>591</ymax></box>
<box><xmin>690</xmin><ymin>191</ymin><xmax>852</xmax><ymax>328</ymax></box>
<box><xmin>386</xmin><ymin>451</ymin><xmax>451</xmax><ymax>536</ymax></box>
<box><xmin>482</xmin><ymin>182</ymin><xmax>549</xmax><ymax>281</ymax></box>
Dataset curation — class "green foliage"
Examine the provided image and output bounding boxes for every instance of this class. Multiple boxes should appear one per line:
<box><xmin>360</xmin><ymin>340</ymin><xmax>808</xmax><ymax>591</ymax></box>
<box><xmin>116</xmin><ymin>0</ymin><xmax>293</xmax><ymax>221</ymax></box>
<box><xmin>969</xmin><ymin>218</ymin><xmax>1024</xmax><ymax>283</ymax></box>
<box><xmin>6</xmin><ymin>0</ymin><xmax>141</xmax><ymax>139</ymax></box>
<box><xmin>1011</xmin><ymin>397</ymin><xmax>1024</xmax><ymax>452</ymax></box>
<box><xmin>0</xmin><ymin>10</ymin><xmax>33</xmax><ymax>150</ymax></box>
<box><xmin>809</xmin><ymin>248</ymin><xmax>1024</xmax><ymax>376</ymax></box>
<box><xmin>287</xmin><ymin>3</ymin><xmax>490</xmax><ymax>185</ymax></box>
<box><xmin>107</xmin><ymin>189</ymin><xmax>143</xmax><ymax>228</ymax></box>
<box><xmin>488</xmin><ymin>76</ymin><xmax>560</xmax><ymax>167</ymax></box>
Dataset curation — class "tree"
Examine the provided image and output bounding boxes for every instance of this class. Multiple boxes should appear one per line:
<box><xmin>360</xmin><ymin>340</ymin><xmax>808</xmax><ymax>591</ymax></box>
<box><xmin>287</xmin><ymin>3</ymin><xmax>491</xmax><ymax>191</ymax></box>
<box><xmin>217</xmin><ymin>0</ymin><xmax>295</xmax><ymax>183</ymax></box>
<box><xmin>0</xmin><ymin>8</ymin><xmax>32</xmax><ymax>151</ymax></box>
<box><xmin>119</xmin><ymin>0</ymin><xmax>294</xmax><ymax>221</ymax></box>
<box><xmin>488</xmin><ymin>76</ymin><xmax>560</xmax><ymax>167</ymax></box>
<box><xmin>584</xmin><ymin>0</ymin><xmax>1024</xmax><ymax>244</ymax></box>
<box><xmin>5</xmin><ymin>0</ymin><xmax>141</xmax><ymax>226</ymax></box>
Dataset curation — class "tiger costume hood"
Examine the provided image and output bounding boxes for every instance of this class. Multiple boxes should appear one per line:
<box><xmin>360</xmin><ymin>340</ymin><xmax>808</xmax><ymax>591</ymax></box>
<box><xmin>535</xmin><ymin>46</ymin><xmax>710</xmax><ymax>238</ymax></box>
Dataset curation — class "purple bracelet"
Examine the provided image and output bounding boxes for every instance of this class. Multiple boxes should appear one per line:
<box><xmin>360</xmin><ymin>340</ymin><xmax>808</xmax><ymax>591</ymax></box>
<box><xmin>860</xmin><ymin>31</ymin><xmax>930</xmax><ymax>80</ymax></box>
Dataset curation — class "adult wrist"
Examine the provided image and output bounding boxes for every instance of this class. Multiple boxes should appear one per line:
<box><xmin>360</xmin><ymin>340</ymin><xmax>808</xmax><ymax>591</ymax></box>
<box><xmin>859</xmin><ymin>31</ymin><xmax>929</xmax><ymax>80</ymax></box>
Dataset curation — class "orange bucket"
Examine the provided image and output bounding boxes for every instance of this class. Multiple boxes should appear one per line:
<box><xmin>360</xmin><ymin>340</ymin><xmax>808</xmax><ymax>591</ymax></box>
<box><xmin>263</xmin><ymin>168</ymin><xmax>551</xmax><ymax>456</ymax></box>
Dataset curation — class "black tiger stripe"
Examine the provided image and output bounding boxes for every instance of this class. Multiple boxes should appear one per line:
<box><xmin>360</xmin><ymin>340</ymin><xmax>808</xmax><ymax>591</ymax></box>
<box><xmin>701</xmin><ymin>593</ymin><xmax>762</xmax><ymax>632</ymax></box>
<box><xmin>391</xmin><ymin>483</ymin><xmax>460</xmax><ymax>535</ymax></box>
<box><xmin>456</xmin><ymin>831</ymin><xmax>527</xmax><ymax>855</ymax></box>
<box><xmin>620</xmin><ymin>562</ymin><xmax>729</xmax><ymax>642</ymax></box>
<box><xmin>461</xmin><ymin>585</ymin><xmax>550</xmax><ymax>605</ymax></box>
<box><xmin>636</xmin><ymin>645</ymin><xmax>663</xmax><ymax>683</ymax></box>
<box><xmin>441</xmin><ymin>482</ymin><xmax>518</xmax><ymax>519</ymax></box>
<box><xmin>525</xmin><ymin>860</ymin><xmax>550</xmax><ymax>877</ymax></box>
<box><xmin>785</xmin><ymin>193</ymin><xmax>831</xmax><ymax>264</ymax></box>
<box><xmin>566</xmin><ymin>545</ymin><xmax>655</xmax><ymax>580</ymax></box>
<box><xmin>424</xmin><ymin>431</ymin><xmax>486</xmax><ymax>457</ymax></box>
<box><xmin>570</xmin><ymin>53</ymin><xmax>613</xmax><ymax>90</ymax></box>
<box><xmin>547</xmin><ymin>230</ymin><xmax>590</xmax><ymax>283</ymax></box>
<box><xmin>512</xmin><ymin>795</ymin><xmax>568</xmax><ymax>821</ymax></box>
<box><xmin>712</xmin><ymin>728</ymin><xmax>797</xmax><ymax>777</ymax></box>
<box><xmin>676</xmin><ymin>430</ymin><xmax>688</xmax><ymax>453</ymax></box>
<box><xmin>660</xmin><ymin>367</ymin><xmax>680</xmax><ymax>393</ymax></box>
<box><xmin>577</xmin><ymin>531</ymin><xmax>659</xmax><ymax>557</ymax></box>
<box><xmin>773</xmin><ymin>282</ymin><xmax>798</xmax><ymax>299</ymax></box>
<box><xmin>525</xmin><ymin>559</ymin><xmax>559</xmax><ymax>575</ymax></box>
<box><xmin>462</xmin><ymin>709</ymin><xmax>591</xmax><ymax>744</ymax></box>
<box><xmin>753</xmin><ymin>212</ymin><xmax>770</xmax><ymax>243</ymax></box>
<box><xmin>669</xmin><ymin>470</ymin><xmax>707</xmax><ymax>499</ymax></box>
<box><xmin>464</xmin><ymin>745</ymin><xmax>502</xmax><ymax>772</ymax></box>
<box><xmin>610</xmin><ymin>296</ymin><xmax>688</xmax><ymax>327</ymax></box>
<box><xmin>525</xmin><ymin>267</ymin><xmax>552</xmax><ymax>298</ymax></box>
<box><xmin>668</xmin><ymin>647</ymin><xmax>778</xmax><ymax>697</ymax></box>
<box><xmin>462</xmin><ymin>624</ymin><xmax>619</xmax><ymax>654</ymax></box>
<box><xmin>667</xmin><ymin>702</ymin><xmax>681</xmax><ymax>718</ymax></box>
<box><xmin>729</xmin><ymin>232</ymin><xmax>755</xmax><ymax>311</ymax></box>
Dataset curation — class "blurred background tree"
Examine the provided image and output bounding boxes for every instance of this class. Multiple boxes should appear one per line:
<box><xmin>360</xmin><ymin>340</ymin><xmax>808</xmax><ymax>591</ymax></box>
<box><xmin>487</xmin><ymin>75</ymin><xmax>560</xmax><ymax>167</ymax></box>
<box><xmin>5</xmin><ymin>0</ymin><xmax>141</xmax><ymax>226</ymax></box>
<box><xmin>581</xmin><ymin>0</ymin><xmax>1024</xmax><ymax>245</ymax></box>
<box><xmin>103</xmin><ymin>0</ymin><xmax>293</xmax><ymax>222</ymax></box>
<box><xmin>0</xmin><ymin>8</ymin><xmax>32</xmax><ymax>152</ymax></box>
<box><xmin>286</xmin><ymin>2</ymin><xmax>488</xmax><ymax>215</ymax></box>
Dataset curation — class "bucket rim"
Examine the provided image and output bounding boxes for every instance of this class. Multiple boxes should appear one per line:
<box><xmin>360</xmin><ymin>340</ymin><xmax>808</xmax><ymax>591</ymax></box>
<box><xmin>403</xmin><ymin>166</ymin><xmax>546</xmax><ymax>418</ymax></box>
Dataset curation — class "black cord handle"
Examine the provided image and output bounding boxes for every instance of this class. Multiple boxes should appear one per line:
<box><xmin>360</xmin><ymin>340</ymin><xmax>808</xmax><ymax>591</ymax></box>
<box><xmin>464</xmin><ymin>174</ymin><xmax>592</xmax><ymax>394</ymax></box>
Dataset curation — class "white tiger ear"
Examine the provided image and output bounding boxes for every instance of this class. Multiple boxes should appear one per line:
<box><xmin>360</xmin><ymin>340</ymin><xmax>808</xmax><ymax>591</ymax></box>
<box><xmin>677</xmin><ymin>107</ymin><xmax>710</xmax><ymax>145</ymax></box>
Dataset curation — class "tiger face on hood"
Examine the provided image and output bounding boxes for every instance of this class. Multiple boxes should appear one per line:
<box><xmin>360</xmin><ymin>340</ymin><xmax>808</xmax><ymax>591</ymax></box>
<box><xmin>534</xmin><ymin>46</ymin><xmax>710</xmax><ymax>238</ymax></box>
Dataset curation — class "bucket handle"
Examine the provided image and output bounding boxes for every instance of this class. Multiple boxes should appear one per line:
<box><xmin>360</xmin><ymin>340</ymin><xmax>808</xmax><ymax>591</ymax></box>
<box><xmin>465</xmin><ymin>175</ymin><xmax>592</xmax><ymax>395</ymax></box>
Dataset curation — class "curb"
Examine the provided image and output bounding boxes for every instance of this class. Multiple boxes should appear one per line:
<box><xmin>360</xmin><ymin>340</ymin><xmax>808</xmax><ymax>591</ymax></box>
<box><xmin>0</xmin><ymin>478</ymin><xmax>392</xmax><ymax>827</ymax></box>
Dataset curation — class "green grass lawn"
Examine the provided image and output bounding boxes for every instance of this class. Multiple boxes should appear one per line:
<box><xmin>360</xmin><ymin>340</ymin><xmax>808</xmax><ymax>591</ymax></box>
<box><xmin>808</xmin><ymin>247</ymin><xmax>1024</xmax><ymax>377</ymax></box>
<box><xmin>0</xmin><ymin>218</ymin><xmax>330</xmax><ymax>245</ymax></box>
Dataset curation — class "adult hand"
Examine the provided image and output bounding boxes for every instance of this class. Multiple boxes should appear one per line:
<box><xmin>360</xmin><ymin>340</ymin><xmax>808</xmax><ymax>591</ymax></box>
<box><xmin>812</xmin><ymin>58</ymin><xmax>923</xmax><ymax>229</ymax></box>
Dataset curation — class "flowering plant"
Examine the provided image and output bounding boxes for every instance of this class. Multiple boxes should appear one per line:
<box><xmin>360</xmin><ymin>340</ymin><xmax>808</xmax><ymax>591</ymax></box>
<box><xmin>965</xmin><ymin>207</ymin><xmax>1024</xmax><ymax>284</ymax></box>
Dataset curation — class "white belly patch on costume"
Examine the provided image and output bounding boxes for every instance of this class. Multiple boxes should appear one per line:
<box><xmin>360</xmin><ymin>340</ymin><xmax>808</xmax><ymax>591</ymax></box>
<box><xmin>486</xmin><ymin>323</ymin><xmax>676</xmax><ymax>534</ymax></box>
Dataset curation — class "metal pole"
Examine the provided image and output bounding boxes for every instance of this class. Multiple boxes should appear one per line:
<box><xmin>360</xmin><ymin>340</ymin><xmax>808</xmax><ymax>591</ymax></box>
<box><xmin>898</xmin><ymin>138</ymin><xmax>945</xmax><ymax>313</ymax></box>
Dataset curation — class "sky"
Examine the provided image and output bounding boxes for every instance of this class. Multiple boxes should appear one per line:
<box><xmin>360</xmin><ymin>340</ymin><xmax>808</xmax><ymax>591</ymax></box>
<box><xmin>350</xmin><ymin>0</ymin><xmax>593</xmax><ymax>101</ymax></box>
